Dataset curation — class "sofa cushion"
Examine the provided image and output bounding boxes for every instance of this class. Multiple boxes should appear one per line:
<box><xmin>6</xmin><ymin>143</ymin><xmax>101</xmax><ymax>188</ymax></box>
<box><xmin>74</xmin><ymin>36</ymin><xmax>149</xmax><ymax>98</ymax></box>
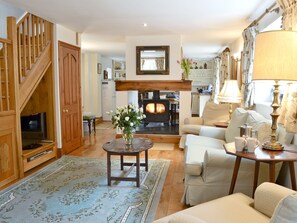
<box><xmin>270</xmin><ymin>194</ymin><xmax>297</xmax><ymax>223</ymax></box>
<box><xmin>168</xmin><ymin>213</ymin><xmax>206</xmax><ymax>223</ymax></box>
<box><xmin>225</xmin><ymin>108</ymin><xmax>248</xmax><ymax>143</ymax></box>
<box><xmin>202</xmin><ymin>102</ymin><xmax>230</xmax><ymax>126</ymax></box>
<box><xmin>245</xmin><ymin>110</ymin><xmax>272</xmax><ymax>144</ymax></box>
<box><xmin>278</xmin><ymin>124</ymin><xmax>294</xmax><ymax>145</ymax></box>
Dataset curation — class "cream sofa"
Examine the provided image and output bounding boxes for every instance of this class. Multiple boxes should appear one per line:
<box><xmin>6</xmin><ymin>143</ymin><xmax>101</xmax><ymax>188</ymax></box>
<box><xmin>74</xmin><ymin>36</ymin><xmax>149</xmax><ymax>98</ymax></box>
<box><xmin>179</xmin><ymin>101</ymin><xmax>230</xmax><ymax>148</ymax></box>
<box><xmin>182</xmin><ymin>108</ymin><xmax>294</xmax><ymax>206</ymax></box>
<box><xmin>153</xmin><ymin>182</ymin><xmax>297</xmax><ymax>223</ymax></box>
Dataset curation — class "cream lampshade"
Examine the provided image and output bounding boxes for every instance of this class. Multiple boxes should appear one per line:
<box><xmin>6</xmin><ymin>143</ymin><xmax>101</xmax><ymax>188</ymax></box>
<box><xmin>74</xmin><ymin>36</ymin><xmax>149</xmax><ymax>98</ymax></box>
<box><xmin>252</xmin><ymin>30</ymin><xmax>297</xmax><ymax>150</ymax></box>
<box><xmin>218</xmin><ymin>80</ymin><xmax>242</xmax><ymax>121</ymax></box>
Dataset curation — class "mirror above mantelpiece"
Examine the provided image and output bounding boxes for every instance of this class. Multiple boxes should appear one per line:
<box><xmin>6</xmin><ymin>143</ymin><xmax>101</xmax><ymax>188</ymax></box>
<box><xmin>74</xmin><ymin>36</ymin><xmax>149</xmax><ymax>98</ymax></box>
<box><xmin>136</xmin><ymin>45</ymin><xmax>170</xmax><ymax>75</ymax></box>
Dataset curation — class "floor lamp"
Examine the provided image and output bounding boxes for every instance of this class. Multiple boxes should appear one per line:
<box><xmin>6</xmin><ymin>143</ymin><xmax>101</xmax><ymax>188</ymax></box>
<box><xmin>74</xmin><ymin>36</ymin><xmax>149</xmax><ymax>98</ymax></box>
<box><xmin>252</xmin><ymin>30</ymin><xmax>297</xmax><ymax>151</ymax></box>
<box><xmin>217</xmin><ymin>80</ymin><xmax>242</xmax><ymax>122</ymax></box>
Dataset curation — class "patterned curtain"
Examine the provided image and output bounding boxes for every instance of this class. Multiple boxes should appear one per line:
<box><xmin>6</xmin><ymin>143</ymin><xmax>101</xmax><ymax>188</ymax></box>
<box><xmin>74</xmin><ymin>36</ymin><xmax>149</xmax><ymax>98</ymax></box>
<box><xmin>240</xmin><ymin>26</ymin><xmax>258</xmax><ymax>108</ymax></box>
<box><xmin>155</xmin><ymin>58</ymin><xmax>164</xmax><ymax>70</ymax></box>
<box><xmin>211</xmin><ymin>57</ymin><xmax>221</xmax><ymax>103</ymax></box>
<box><xmin>219</xmin><ymin>48</ymin><xmax>230</xmax><ymax>90</ymax></box>
<box><xmin>279</xmin><ymin>83</ymin><xmax>297</xmax><ymax>124</ymax></box>
<box><xmin>276</xmin><ymin>0</ymin><xmax>297</xmax><ymax>30</ymax></box>
<box><xmin>277</xmin><ymin>0</ymin><xmax>297</xmax><ymax>125</ymax></box>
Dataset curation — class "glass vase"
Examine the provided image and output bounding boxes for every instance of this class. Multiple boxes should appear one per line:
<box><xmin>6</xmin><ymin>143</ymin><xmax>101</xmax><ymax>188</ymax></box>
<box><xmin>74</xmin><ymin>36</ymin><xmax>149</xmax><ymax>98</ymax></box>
<box><xmin>122</xmin><ymin>129</ymin><xmax>135</xmax><ymax>147</ymax></box>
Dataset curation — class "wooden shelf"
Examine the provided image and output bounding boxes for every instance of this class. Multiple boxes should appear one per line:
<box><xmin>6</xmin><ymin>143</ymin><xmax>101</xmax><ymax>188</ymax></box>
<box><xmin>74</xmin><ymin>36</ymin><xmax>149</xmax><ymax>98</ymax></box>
<box><xmin>22</xmin><ymin>142</ymin><xmax>57</xmax><ymax>172</ymax></box>
<box><xmin>115</xmin><ymin>80</ymin><xmax>192</xmax><ymax>91</ymax></box>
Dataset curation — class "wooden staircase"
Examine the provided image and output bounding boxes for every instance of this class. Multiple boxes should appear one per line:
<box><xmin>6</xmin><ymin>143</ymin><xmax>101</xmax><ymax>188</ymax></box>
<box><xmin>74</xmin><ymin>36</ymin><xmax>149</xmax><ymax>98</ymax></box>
<box><xmin>0</xmin><ymin>13</ymin><xmax>54</xmax><ymax>188</ymax></box>
<box><xmin>17</xmin><ymin>13</ymin><xmax>52</xmax><ymax>110</ymax></box>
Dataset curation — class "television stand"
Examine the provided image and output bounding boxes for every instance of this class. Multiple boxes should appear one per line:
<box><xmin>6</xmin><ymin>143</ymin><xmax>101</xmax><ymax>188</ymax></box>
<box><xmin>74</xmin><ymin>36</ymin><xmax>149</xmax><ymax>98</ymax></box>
<box><xmin>22</xmin><ymin>142</ymin><xmax>57</xmax><ymax>172</ymax></box>
<box><xmin>22</xmin><ymin>143</ymin><xmax>43</xmax><ymax>150</ymax></box>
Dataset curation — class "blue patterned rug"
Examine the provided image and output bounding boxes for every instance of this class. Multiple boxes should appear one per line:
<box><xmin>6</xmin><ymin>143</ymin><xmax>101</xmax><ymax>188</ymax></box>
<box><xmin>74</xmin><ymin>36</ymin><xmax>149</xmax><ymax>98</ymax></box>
<box><xmin>0</xmin><ymin>156</ymin><xmax>170</xmax><ymax>223</ymax></box>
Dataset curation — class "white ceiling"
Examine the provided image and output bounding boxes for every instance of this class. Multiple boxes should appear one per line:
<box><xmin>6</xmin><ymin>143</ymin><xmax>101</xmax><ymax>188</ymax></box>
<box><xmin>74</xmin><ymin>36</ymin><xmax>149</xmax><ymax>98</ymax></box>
<box><xmin>5</xmin><ymin>0</ymin><xmax>276</xmax><ymax>59</ymax></box>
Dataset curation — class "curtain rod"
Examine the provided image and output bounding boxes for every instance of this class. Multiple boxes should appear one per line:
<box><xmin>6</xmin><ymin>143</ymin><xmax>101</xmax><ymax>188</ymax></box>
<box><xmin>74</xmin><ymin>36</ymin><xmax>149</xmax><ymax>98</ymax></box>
<box><xmin>248</xmin><ymin>2</ymin><xmax>279</xmax><ymax>28</ymax></box>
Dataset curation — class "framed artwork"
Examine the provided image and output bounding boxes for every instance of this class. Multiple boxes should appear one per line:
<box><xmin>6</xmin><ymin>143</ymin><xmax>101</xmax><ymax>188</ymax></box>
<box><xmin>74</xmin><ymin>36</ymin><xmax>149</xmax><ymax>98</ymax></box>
<box><xmin>97</xmin><ymin>63</ymin><xmax>102</xmax><ymax>74</ymax></box>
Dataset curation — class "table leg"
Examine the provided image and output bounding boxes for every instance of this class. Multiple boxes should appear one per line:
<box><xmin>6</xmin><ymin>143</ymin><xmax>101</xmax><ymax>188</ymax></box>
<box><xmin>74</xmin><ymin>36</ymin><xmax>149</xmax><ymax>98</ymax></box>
<box><xmin>93</xmin><ymin>118</ymin><xmax>96</xmax><ymax>133</ymax></box>
<box><xmin>107</xmin><ymin>153</ymin><xmax>111</xmax><ymax>186</ymax></box>
<box><xmin>229</xmin><ymin>156</ymin><xmax>241</xmax><ymax>195</ymax></box>
<box><xmin>87</xmin><ymin>120</ymin><xmax>91</xmax><ymax>135</ymax></box>
<box><xmin>269</xmin><ymin>161</ymin><xmax>276</xmax><ymax>183</ymax></box>
<box><xmin>289</xmin><ymin>162</ymin><xmax>296</xmax><ymax>190</ymax></box>
<box><xmin>120</xmin><ymin>155</ymin><xmax>124</xmax><ymax>170</ymax></box>
<box><xmin>253</xmin><ymin>161</ymin><xmax>260</xmax><ymax>198</ymax></box>
<box><xmin>136</xmin><ymin>153</ymin><xmax>140</xmax><ymax>187</ymax></box>
<box><xmin>145</xmin><ymin>150</ymin><xmax>148</xmax><ymax>171</ymax></box>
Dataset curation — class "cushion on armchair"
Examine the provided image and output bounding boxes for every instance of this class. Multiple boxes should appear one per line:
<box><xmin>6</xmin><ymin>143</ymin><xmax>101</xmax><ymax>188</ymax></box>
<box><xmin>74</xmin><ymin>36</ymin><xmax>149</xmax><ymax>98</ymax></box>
<box><xmin>270</xmin><ymin>194</ymin><xmax>297</xmax><ymax>223</ymax></box>
<box><xmin>202</xmin><ymin>102</ymin><xmax>229</xmax><ymax>126</ymax></box>
<box><xmin>225</xmin><ymin>108</ymin><xmax>248</xmax><ymax>143</ymax></box>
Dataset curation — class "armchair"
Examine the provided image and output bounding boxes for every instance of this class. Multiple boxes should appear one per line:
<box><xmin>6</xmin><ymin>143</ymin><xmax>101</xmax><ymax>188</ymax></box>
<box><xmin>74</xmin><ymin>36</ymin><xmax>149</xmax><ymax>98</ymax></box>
<box><xmin>182</xmin><ymin>108</ymin><xmax>294</xmax><ymax>206</ymax></box>
<box><xmin>180</xmin><ymin>101</ymin><xmax>230</xmax><ymax>148</ymax></box>
<box><xmin>153</xmin><ymin>182</ymin><xmax>297</xmax><ymax>223</ymax></box>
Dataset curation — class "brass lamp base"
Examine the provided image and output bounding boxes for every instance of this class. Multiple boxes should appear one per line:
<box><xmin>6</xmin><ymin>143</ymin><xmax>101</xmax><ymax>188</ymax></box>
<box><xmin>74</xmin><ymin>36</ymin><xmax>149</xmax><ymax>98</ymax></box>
<box><xmin>261</xmin><ymin>80</ymin><xmax>283</xmax><ymax>151</ymax></box>
<box><xmin>262</xmin><ymin>141</ymin><xmax>284</xmax><ymax>151</ymax></box>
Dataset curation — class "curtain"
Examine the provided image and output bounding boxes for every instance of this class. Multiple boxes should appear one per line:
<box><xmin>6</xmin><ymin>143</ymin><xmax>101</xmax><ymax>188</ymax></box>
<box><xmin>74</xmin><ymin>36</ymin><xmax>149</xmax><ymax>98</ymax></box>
<box><xmin>277</xmin><ymin>0</ymin><xmax>297</xmax><ymax>30</ymax></box>
<box><xmin>277</xmin><ymin>0</ymin><xmax>297</xmax><ymax>126</ymax></box>
<box><xmin>240</xmin><ymin>26</ymin><xmax>258</xmax><ymax>108</ymax></box>
<box><xmin>219</xmin><ymin>48</ymin><xmax>230</xmax><ymax>90</ymax></box>
<box><xmin>155</xmin><ymin>58</ymin><xmax>164</xmax><ymax>70</ymax></box>
<box><xmin>279</xmin><ymin>83</ymin><xmax>297</xmax><ymax>124</ymax></box>
<box><xmin>211</xmin><ymin>57</ymin><xmax>221</xmax><ymax>103</ymax></box>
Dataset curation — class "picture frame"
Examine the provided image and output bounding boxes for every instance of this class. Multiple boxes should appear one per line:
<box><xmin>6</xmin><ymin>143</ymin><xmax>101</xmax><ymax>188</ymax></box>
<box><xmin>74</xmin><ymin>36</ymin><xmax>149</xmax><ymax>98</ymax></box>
<box><xmin>97</xmin><ymin>63</ymin><xmax>102</xmax><ymax>74</ymax></box>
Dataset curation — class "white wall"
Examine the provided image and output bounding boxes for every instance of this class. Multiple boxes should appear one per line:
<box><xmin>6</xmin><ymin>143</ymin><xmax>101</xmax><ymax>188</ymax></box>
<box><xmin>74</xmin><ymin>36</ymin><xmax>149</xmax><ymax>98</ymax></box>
<box><xmin>117</xmin><ymin>34</ymin><xmax>191</xmax><ymax>134</ymax></box>
<box><xmin>81</xmin><ymin>53</ymin><xmax>102</xmax><ymax>117</ymax></box>
<box><xmin>125</xmin><ymin>35</ymin><xmax>182</xmax><ymax>80</ymax></box>
<box><xmin>53</xmin><ymin>24</ymin><xmax>81</xmax><ymax>149</ymax></box>
<box><xmin>0</xmin><ymin>0</ymin><xmax>24</xmax><ymax>38</ymax></box>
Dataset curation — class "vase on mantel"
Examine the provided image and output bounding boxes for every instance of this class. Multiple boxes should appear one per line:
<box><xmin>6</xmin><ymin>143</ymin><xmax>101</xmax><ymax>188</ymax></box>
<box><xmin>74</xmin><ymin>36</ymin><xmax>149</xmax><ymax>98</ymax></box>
<box><xmin>182</xmin><ymin>71</ymin><xmax>189</xmax><ymax>80</ymax></box>
<box><xmin>122</xmin><ymin>128</ymin><xmax>135</xmax><ymax>148</ymax></box>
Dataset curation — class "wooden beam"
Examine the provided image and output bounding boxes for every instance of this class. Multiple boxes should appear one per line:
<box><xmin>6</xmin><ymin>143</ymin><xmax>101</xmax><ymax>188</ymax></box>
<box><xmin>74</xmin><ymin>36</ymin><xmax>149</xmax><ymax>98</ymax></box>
<box><xmin>115</xmin><ymin>80</ymin><xmax>192</xmax><ymax>91</ymax></box>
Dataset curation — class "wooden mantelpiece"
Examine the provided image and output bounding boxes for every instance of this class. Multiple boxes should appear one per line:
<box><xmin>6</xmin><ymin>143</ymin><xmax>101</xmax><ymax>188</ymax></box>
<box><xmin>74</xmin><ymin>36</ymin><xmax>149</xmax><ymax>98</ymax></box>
<box><xmin>115</xmin><ymin>80</ymin><xmax>192</xmax><ymax>91</ymax></box>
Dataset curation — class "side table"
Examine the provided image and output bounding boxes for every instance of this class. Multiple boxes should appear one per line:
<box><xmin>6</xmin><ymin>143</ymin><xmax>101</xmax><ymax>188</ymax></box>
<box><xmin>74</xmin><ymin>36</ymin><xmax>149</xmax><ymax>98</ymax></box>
<box><xmin>83</xmin><ymin>116</ymin><xmax>96</xmax><ymax>135</ymax></box>
<box><xmin>102</xmin><ymin>138</ymin><xmax>154</xmax><ymax>187</ymax></box>
<box><xmin>224</xmin><ymin>142</ymin><xmax>297</xmax><ymax>197</ymax></box>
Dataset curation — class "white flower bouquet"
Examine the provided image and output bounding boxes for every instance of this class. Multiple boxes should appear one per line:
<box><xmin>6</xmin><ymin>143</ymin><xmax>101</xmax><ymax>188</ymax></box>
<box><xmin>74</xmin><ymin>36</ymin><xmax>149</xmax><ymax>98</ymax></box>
<box><xmin>107</xmin><ymin>104</ymin><xmax>146</xmax><ymax>132</ymax></box>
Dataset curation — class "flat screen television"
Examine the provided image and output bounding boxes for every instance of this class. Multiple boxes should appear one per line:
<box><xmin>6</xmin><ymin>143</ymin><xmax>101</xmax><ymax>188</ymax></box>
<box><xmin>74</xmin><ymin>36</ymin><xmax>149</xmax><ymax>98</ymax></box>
<box><xmin>21</xmin><ymin>112</ymin><xmax>47</xmax><ymax>142</ymax></box>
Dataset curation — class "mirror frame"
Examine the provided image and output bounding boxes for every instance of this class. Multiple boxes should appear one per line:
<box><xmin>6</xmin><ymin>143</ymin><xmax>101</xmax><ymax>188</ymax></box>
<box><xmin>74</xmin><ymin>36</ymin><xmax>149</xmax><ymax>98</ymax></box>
<box><xmin>136</xmin><ymin>45</ymin><xmax>170</xmax><ymax>75</ymax></box>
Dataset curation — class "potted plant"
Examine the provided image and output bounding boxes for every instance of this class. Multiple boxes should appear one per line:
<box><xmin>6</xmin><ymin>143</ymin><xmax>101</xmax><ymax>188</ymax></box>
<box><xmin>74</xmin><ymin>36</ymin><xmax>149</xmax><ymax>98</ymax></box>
<box><xmin>177</xmin><ymin>58</ymin><xmax>192</xmax><ymax>80</ymax></box>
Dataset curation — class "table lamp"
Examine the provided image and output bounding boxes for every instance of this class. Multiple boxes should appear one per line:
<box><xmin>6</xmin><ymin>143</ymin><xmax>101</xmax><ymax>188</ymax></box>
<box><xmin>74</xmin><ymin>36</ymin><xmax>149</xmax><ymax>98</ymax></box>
<box><xmin>217</xmin><ymin>80</ymin><xmax>242</xmax><ymax>121</ymax></box>
<box><xmin>252</xmin><ymin>30</ymin><xmax>297</xmax><ymax>151</ymax></box>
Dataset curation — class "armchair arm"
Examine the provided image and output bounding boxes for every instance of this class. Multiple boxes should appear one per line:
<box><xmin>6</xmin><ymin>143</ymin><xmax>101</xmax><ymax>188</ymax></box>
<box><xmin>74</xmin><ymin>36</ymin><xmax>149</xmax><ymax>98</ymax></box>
<box><xmin>184</xmin><ymin>117</ymin><xmax>204</xmax><ymax>125</ymax></box>
<box><xmin>202</xmin><ymin>149</ymin><xmax>236</xmax><ymax>183</ymax></box>
<box><xmin>202</xmin><ymin>149</ymin><xmax>255</xmax><ymax>183</ymax></box>
<box><xmin>254</xmin><ymin>182</ymin><xmax>296</xmax><ymax>218</ymax></box>
<box><xmin>199</xmin><ymin>126</ymin><xmax>226</xmax><ymax>140</ymax></box>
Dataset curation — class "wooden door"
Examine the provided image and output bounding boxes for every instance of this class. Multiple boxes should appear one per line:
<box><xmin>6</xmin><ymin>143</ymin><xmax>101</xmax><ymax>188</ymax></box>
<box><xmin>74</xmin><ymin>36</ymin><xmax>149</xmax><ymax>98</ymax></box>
<box><xmin>58</xmin><ymin>41</ymin><xmax>82</xmax><ymax>154</ymax></box>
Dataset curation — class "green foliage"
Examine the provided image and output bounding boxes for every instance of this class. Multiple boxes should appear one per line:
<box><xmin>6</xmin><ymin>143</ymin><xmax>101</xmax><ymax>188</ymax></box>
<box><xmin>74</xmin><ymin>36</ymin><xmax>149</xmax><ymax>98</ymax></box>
<box><xmin>107</xmin><ymin>104</ymin><xmax>146</xmax><ymax>132</ymax></box>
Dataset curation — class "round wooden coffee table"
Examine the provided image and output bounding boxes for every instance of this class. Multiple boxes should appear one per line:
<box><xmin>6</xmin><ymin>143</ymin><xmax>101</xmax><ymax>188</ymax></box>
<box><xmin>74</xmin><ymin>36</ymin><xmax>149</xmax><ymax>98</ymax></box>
<box><xmin>102</xmin><ymin>138</ymin><xmax>153</xmax><ymax>187</ymax></box>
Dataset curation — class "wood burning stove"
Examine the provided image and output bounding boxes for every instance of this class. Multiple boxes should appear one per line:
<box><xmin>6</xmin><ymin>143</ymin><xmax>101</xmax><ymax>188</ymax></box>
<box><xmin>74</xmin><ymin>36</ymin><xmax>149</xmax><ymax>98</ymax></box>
<box><xmin>143</xmin><ymin>91</ymin><xmax>170</xmax><ymax>125</ymax></box>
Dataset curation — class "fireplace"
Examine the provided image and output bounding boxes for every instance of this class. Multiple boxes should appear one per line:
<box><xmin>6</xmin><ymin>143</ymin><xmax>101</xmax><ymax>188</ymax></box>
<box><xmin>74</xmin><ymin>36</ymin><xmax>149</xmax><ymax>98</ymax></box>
<box><xmin>143</xmin><ymin>90</ymin><xmax>170</xmax><ymax>125</ymax></box>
